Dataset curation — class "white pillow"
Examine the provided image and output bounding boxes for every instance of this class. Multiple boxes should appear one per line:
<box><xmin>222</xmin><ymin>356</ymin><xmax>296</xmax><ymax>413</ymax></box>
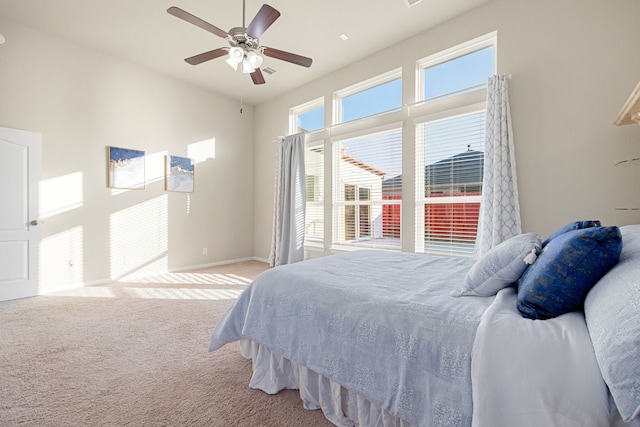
<box><xmin>450</xmin><ymin>233</ymin><xmax>541</xmax><ymax>297</ymax></box>
<box><xmin>584</xmin><ymin>224</ymin><xmax>640</xmax><ymax>422</ymax></box>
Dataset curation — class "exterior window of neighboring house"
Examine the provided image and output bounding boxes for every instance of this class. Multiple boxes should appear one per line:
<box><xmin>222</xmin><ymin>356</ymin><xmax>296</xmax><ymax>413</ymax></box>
<box><xmin>335</xmin><ymin>69</ymin><xmax>402</xmax><ymax>124</ymax></box>
<box><xmin>333</xmin><ymin>126</ymin><xmax>402</xmax><ymax>249</ymax></box>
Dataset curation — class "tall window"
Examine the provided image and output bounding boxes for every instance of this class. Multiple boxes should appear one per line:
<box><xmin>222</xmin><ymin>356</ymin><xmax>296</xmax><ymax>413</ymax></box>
<box><xmin>415</xmin><ymin>110</ymin><xmax>485</xmax><ymax>257</ymax></box>
<box><xmin>305</xmin><ymin>144</ymin><xmax>324</xmax><ymax>244</ymax></box>
<box><xmin>333</xmin><ymin>127</ymin><xmax>402</xmax><ymax>249</ymax></box>
<box><xmin>414</xmin><ymin>32</ymin><xmax>495</xmax><ymax>257</ymax></box>
<box><xmin>290</xmin><ymin>32</ymin><xmax>496</xmax><ymax>257</ymax></box>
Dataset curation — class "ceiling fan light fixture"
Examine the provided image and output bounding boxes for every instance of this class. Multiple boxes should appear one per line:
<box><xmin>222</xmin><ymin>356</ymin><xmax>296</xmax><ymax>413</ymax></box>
<box><xmin>225</xmin><ymin>46</ymin><xmax>244</xmax><ymax>70</ymax></box>
<box><xmin>247</xmin><ymin>50</ymin><xmax>264</xmax><ymax>69</ymax></box>
<box><xmin>242</xmin><ymin>58</ymin><xmax>255</xmax><ymax>74</ymax></box>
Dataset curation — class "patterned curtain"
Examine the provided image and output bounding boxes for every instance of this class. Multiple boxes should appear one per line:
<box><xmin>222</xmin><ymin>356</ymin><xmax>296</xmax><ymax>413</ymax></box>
<box><xmin>268</xmin><ymin>133</ymin><xmax>307</xmax><ymax>267</ymax></box>
<box><xmin>474</xmin><ymin>75</ymin><xmax>522</xmax><ymax>258</ymax></box>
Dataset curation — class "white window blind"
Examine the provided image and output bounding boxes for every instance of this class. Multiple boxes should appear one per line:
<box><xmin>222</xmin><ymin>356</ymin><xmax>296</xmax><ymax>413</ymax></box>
<box><xmin>333</xmin><ymin>127</ymin><xmax>402</xmax><ymax>249</ymax></box>
<box><xmin>415</xmin><ymin>111</ymin><xmax>485</xmax><ymax>257</ymax></box>
<box><xmin>304</xmin><ymin>145</ymin><xmax>324</xmax><ymax>244</ymax></box>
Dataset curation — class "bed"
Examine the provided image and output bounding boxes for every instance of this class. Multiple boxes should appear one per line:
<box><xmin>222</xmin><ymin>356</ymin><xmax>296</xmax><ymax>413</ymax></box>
<box><xmin>209</xmin><ymin>224</ymin><xmax>640</xmax><ymax>427</ymax></box>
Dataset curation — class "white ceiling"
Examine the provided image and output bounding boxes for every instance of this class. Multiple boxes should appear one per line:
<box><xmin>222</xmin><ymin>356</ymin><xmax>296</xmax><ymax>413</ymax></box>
<box><xmin>0</xmin><ymin>0</ymin><xmax>490</xmax><ymax>105</ymax></box>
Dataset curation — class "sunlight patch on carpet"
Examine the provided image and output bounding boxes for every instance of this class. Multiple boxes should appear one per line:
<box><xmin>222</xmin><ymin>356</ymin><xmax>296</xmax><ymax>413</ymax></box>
<box><xmin>51</xmin><ymin>286</ymin><xmax>245</xmax><ymax>300</ymax></box>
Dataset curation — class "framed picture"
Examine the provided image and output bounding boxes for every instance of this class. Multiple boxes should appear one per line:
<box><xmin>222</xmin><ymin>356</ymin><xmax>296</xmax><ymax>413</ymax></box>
<box><xmin>165</xmin><ymin>155</ymin><xmax>194</xmax><ymax>193</ymax></box>
<box><xmin>108</xmin><ymin>146</ymin><xmax>145</xmax><ymax>189</ymax></box>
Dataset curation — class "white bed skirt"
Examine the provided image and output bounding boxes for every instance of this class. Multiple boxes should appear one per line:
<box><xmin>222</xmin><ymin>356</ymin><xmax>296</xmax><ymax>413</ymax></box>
<box><xmin>239</xmin><ymin>339</ymin><xmax>413</xmax><ymax>427</ymax></box>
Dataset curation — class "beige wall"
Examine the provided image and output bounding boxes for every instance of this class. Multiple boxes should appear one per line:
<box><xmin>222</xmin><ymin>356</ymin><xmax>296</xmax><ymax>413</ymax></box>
<box><xmin>253</xmin><ymin>0</ymin><xmax>640</xmax><ymax>260</ymax></box>
<box><xmin>0</xmin><ymin>19</ymin><xmax>255</xmax><ymax>291</ymax></box>
<box><xmin>2</xmin><ymin>0</ymin><xmax>640</xmax><ymax>287</ymax></box>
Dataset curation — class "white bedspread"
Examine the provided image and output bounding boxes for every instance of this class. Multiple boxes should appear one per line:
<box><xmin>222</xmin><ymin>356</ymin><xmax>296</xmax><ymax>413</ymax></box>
<box><xmin>471</xmin><ymin>287</ymin><xmax>611</xmax><ymax>427</ymax></box>
<box><xmin>210</xmin><ymin>250</ymin><xmax>493</xmax><ymax>426</ymax></box>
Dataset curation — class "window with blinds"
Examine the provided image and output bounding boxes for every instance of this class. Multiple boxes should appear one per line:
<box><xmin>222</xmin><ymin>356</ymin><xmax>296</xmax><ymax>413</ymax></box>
<box><xmin>304</xmin><ymin>145</ymin><xmax>324</xmax><ymax>244</ymax></box>
<box><xmin>415</xmin><ymin>111</ymin><xmax>485</xmax><ymax>257</ymax></box>
<box><xmin>333</xmin><ymin>127</ymin><xmax>402</xmax><ymax>249</ymax></box>
<box><xmin>289</xmin><ymin>32</ymin><xmax>495</xmax><ymax>257</ymax></box>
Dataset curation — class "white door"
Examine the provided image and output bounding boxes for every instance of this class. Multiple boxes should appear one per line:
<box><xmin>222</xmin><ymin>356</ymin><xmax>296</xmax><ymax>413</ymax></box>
<box><xmin>0</xmin><ymin>127</ymin><xmax>42</xmax><ymax>301</ymax></box>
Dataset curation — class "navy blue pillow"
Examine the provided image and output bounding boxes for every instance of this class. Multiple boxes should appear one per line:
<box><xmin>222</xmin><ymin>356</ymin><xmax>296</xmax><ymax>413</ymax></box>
<box><xmin>541</xmin><ymin>220</ymin><xmax>601</xmax><ymax>247</ymax></box>
<box><xmin>517</xmin><ymin>226</ymin><xmax>622</xmax><ymax>320</ymax></box>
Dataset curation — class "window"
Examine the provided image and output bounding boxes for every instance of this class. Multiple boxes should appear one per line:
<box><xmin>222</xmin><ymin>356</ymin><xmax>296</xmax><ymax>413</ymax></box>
<box><xmin>335</xmin><ymin>69</ymin><xmax>402</xmax><ymax>124</ymax></box>
<box><xmin>305</xmin><ymin>145</ymin><xmax>324</xmax><ymax>244</ymax></box>
<box><xmin>417</xmin><ymin>32</ymin><xmax>496</xmax><ymax>103</ymax></box>
<box><xmin>333</xmin><ymin>126</ymin><xmax>402</xmax><ymax>249</ymax></box>
<box><xmin>291</xmin><ymin>33</ymin><xmax>496</xmax><ymax>257</ymax></box>
<box><xmin>290</xmin><ymin>98</ymin><xmax>324</xmax><ymax>134</ymax></box>
<box><xmin>415</xmin><ymin>110</ymin><xmax>485</xmax><ymax>257</ymax></box>
<box><xmin>423</xmin><ymin>46</ymin><xmax>494</xmax><ymax>100</ymax></box>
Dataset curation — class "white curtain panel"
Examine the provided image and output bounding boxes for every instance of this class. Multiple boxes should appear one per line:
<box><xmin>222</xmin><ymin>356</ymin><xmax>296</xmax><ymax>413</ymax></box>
<box><xmin>474</xmin><ymin>75</ymin><xmax>522</xmax><ymax>258</ymax></box>
<box><xmin>268</xmin><ymin>133</ymin><xmax>307</xmax><ymax>267</ymax></box>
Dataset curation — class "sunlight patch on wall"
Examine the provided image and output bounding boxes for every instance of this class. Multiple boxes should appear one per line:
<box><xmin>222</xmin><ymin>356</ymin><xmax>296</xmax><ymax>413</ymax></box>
<box><xmin>39</xmin><ymin>226</ymin><xmax>84</xmax><ymax>293</ymax></box>
<box><xmin>146</xmin><ymin>150</ymin><xmax>168</xmax><ymax>185</ymax></box>
<box><xmin>188</xmin><ymin>138</ymin><xmax>215</xmax><ymax>164</ymax></box>
<box><xmin>40</xmin><ymin>172</ymin><xmax>83</xmax><ymax>219</ymax></box>
<box><xmin>109</xmin><ymin>195</ymin><xmax>168</xmax><ymax>279</ymax></box>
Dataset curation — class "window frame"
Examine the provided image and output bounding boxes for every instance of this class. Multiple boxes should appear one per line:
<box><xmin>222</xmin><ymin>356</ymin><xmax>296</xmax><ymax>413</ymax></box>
<box><xmin>289</xmin><ymin>97</ymin><xmax>325</xmax><ymax>135</ymax></box>
<box><xmin>414</xmin><ymin>103</ymin><xmax>487</xmax><ymax>257</ymax></box>
<box><xmin>416</xmin><ymin>32</ymin><xmax>497</xmax><ymax>105</ymax></box>
<box><xmin>331</xmin><ymin>122</ymin><xmax>403</xmax><ymax>251</ymax></box>
<box><xmin>333</xmin><ymin>68</ymin><xmax>402</xmax><ymax>125</ymax></box>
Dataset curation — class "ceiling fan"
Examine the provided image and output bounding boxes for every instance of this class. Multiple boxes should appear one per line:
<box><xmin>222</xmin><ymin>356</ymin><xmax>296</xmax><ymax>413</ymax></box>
<box><xmin>168</xmin><ymin>1</ymin><xmax>313</xmax><ymax>85</ymax></box>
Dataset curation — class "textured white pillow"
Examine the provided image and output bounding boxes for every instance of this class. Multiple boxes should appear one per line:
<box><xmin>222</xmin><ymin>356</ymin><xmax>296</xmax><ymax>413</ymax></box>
<box><xmin>450</xmin><ymin>233</ymin><xmax>541</xmax><ymax>297</ymax></box>
<box><xmin>584</xmin><ymin>224</ymin><xmax>640</xmax><ymax>422</ymax></box>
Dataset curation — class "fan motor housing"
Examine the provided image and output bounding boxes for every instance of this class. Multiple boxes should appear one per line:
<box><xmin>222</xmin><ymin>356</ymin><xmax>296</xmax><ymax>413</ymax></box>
<box><xmin>228</xmin><ymin>27</ymin><xmax>259</xmax><ymax>49</ymax></box>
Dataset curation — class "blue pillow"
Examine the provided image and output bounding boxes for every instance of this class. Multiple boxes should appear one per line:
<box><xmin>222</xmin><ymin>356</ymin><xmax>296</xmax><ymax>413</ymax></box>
<box><xmin>517</xmin><ymin>226</ymin><xmax>622</xmax><ymax>320</ymax></box>
<box><xmin>542</xmin><ymin>220</ymin><xmax>601</xmax><ymax>247</ymax></box>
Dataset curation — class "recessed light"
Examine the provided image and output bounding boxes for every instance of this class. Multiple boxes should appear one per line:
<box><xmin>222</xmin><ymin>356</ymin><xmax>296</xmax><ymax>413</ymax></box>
<box><xmin>339</xmin><ymin>33</ymin><xmax>349</xmax><ymax>41</ymax></box>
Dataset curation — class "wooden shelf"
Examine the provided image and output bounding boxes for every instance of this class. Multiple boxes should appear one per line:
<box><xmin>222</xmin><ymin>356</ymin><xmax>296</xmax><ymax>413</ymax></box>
<box><xmin>614</xmin><ymin>81</ymin><xmax>640</xmax><ymax>126</ymax></box>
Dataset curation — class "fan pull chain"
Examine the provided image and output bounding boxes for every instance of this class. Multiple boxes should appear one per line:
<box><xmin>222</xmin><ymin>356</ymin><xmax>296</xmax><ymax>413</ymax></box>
<box><xmin>239</xmin><ymin>69</ymin><xmax>244</xmax><ymax>114</ymax></box>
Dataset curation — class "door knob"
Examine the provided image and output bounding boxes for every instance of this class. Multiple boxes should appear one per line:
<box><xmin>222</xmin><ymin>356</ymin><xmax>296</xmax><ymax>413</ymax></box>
<box><xmin>30</xmin><ymin>220</ymin><xmax>43</xmax><ymax>226</ymax></box>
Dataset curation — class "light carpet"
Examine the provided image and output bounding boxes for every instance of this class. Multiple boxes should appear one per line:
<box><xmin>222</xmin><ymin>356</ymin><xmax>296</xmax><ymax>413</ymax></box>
<box><xmin>0</xmin><ymin>261</ymin><xmax>333</xmax><ymax>427</ymax></box>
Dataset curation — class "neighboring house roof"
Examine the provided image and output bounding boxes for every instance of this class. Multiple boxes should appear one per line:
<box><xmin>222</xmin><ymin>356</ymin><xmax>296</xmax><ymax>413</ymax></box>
<box><xmin>382</xmin><ymin>149</ymin><xmax>484</xmax><ymax>190</ymax></box>
<box><xmin>342</xmin><ymin>153</ymin><xmax>386</xmax><ymax>177</ymax></box>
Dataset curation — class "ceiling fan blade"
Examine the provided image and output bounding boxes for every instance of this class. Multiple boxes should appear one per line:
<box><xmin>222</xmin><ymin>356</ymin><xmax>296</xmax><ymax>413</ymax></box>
<box><xmin>263</xmin><ymin>47</ymin><xmax>313</xmax><ymax>68</ymax></box>
<box><xmin>185</xmin><ymin>48</ymin><xmax>229</xmax><ymax>65</ymax></box>
<box><xmin>246</xmin><ymin>4</ymin><xmax>280</xmax><ymax>39</ymax></box>
<box><xmin>251</xmin><ymin>68</ymin><xmax>266</xmax><ymax>85</ymax></box>
<box><xmin>167</xmin><ymin>6</ymin><xmax>229</xmax><ymax>39</ymax></box>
